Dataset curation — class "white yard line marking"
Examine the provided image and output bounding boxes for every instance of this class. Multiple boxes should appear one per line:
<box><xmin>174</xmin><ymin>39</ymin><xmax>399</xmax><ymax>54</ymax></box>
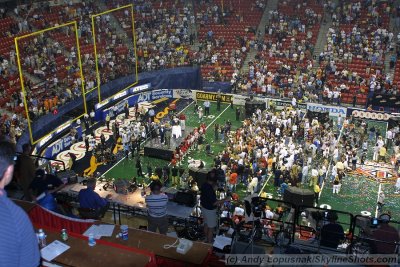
<box><xmin>206</xmin><ymin>104</ymin><xmax>230</xmax><ymax>130</ymax></box>
<box><xmin>375</xmin><ymin>183</ymin><xmax>382</xmax><ymax>218</ymax></box>
<box><xmin>258</xmin><ymin>174</ymin><xmax>272</xmax><ymax>197</ymax></box>
<box><xmin>179</xmin><ymin>100</ymin><xmax>194</xmax><ymax>114</ymax></box>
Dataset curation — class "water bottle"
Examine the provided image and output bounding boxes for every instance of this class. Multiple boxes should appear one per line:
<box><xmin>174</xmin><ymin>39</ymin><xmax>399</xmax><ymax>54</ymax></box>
<box><xmin>120</xmin><ymin>225</ymin><xmax>129</xmax><ymax>240</ymax></box>
<box><xmin>37</xmin><ymin>229</ymin><xmax>47</xmax><ymax>248</ymax></box>
<box><xmin>88</xmin><ymin>233</ymin><xmax>96</xmax><ymax>246</ymax></box>
<box><xmin>61</xmin><ymin>229</ymin><xmax>68</xmax><ymax>241</ymax></box>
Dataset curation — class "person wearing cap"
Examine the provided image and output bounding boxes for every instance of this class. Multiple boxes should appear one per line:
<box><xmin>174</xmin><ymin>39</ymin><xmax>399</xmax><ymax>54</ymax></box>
<box><xmin>145</xmin><ymin>180</ymin><xmax>168</xmax><ymax>235</ymax></box>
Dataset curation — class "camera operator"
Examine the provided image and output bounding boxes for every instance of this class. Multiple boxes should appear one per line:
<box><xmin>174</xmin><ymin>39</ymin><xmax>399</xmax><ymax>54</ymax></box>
<box><xmin>200</xmin><ymin>171</ymin><xmax>229</xmax><ymax>243</ymax></box>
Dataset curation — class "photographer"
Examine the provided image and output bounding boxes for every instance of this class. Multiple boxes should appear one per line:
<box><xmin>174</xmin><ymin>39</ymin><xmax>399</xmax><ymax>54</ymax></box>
<box><xmin>200</xmin><ymin>171</ymin><xmax>228</xmax><ymax>243</ymax></box>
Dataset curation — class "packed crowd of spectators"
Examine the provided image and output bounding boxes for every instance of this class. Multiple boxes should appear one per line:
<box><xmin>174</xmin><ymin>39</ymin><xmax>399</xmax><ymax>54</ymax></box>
<box><xmin>233</xmin><ymin>0</ymin><xmax>400</xmax><ymax>107</ymax></box>
<box><xmin>0</xmin><ymin>0</ymin><xmax>399</xmax><ymax>144</ymax></box>
<box><xmin>233</xmin><ymin>0</ymin><xmax>324</xmax><ymax>102</ymax></box>
<box><xmin>319</xmin><ymin>0</ymin><xmax>397</xmax><ymax>104</ymax></box>
<box><xmin>196</xmin><ymin>0</ymin><xmax>265</xmax><ymax>81</ymax></box>
<box><xmin>213</xmin><ymin>105</ymin><xmax>335</xmax><ymax>208</ymax></box>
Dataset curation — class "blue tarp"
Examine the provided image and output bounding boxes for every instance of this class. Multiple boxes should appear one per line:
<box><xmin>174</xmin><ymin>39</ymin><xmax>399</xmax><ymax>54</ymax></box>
<box><xmin>202</xmin><ymin>81</ymin><xmax>231</xmax><ymax>93</ymax></box>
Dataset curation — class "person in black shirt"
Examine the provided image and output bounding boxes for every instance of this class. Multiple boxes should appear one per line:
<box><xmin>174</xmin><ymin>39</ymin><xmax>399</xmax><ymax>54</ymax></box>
<box><xmin>155</xmin><ymin>167</ymin><xmax>163</xmax><ymax>179</ymax></box>
<box><xmin>205</xmin><ymin>143</ymin><xmax>212</xmax><ymax>155</ymax></box>
<box><xmin>274</xmin><ymin>166</ymin><xmax>282</xmax><ymax>187</ymax></box>
<box><xmin>320</xmin><ymin>212</ymin><xmax>345</xmax><ymax>249</ymax></box>
<box><xmin>162</xmin><ymin>165</ymin><xmax>170</xmax><ymax>186</ymax></box>
<box><xmin>136</xmin><ymin>157</ymin><xmax>143</xmax><ymax>177</ymax></box>
<box><xmin>100</xmin><ymin>133</ymin><xmax>106</xmax><ymax>148</ymax></box>
<box><xmin>198</xmin><ymin>134</ymin><xmax>204</xmax><ymax>150</ymax></box>
<box><xmin>200</xmin><ymin>171</ymin><xmax>227</xmax><ymax>243</ymax></box>
<box><xmin>235</xmin><ymin>107</ymin><xmax>240</xmax><ymax>121</ymax></box>
<box><xmin>214</xmin><ymin>124</ymin><xmax>219</xmax><ymax>141</ymax></box>
<box><xmin>85</xmin><ymin>136</ymin><xmax>89</xmax><ymax>152</ymax></box>
<box><xmin>124</xmin><ymin>103</ymin><xmax>129</xmax><ymax>119</ymax></box>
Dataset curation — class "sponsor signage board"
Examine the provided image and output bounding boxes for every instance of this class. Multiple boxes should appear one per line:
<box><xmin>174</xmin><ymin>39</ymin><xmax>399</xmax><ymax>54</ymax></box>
<box><xmin>307</xmin><ymin>103</ymin><xmax>346</xmax><ymax>117</ymax></box>
<box><xmin>195</xmin><ymin>91</ymin><xmax>232</xmax><ymax>103</ymax></box>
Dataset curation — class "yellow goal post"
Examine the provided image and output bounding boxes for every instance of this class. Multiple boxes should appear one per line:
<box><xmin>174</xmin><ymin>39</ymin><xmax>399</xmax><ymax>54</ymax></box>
<box><xmin>15</xmin><ymin>21</ymin><xmax>87</xmax><ymax>145</ymax></box>
<box><xmin>91</xmin><ymin>3</ymin><xmax>138</xmax><ymax>103</ymax></box>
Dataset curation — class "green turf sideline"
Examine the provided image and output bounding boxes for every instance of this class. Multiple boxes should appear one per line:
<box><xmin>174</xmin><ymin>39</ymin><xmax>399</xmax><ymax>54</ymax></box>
<box><xmin>102</xmin><ymin>100</ymin><xmax>195</xmax><ymax>176</ymax></box>
<box><xmin>167</xmin><ymin>102</ymin><xmax>232</xmax><ymax>167</ymax></box>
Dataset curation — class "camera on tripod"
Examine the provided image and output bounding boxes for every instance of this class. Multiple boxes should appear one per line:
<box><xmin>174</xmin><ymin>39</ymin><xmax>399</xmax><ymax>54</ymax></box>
<box><xmin>251</xmin><ymin>197</ymin><xmax>267</xmax><ymax>218</ymax></box>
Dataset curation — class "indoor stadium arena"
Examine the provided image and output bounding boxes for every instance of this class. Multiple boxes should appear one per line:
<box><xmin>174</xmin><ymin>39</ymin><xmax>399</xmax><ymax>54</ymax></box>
<box><xmin>1</xmin><ymin>0</ymin><xmax>400</xmax><ymax>266</ymax></box>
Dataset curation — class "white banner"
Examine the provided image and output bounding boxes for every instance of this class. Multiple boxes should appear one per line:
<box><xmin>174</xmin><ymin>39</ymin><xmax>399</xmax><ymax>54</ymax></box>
<box><xmin>233</xmin><ymin>94</ymin><xmax>248</xmax><ymax>106</ymax></box>
<box><xmin>173</xmin><ymin>89</ymin><xmax>193</xmax><ymax>99</ymax></box>
<box><xmin>307</xmin><ymin>103</ymin><xmax>347</xmax><ymax>117</ymax></box>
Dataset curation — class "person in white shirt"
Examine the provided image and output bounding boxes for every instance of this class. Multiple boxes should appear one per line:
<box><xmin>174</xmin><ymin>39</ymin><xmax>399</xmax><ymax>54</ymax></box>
<box><xmin>264</xmin><ymin>207</ymin><xmax>274</xmax><ymax>219</ymax></box>
<box><xmin>275</xmin><ymin>127</ymin><xmax>280</xmax><ymax>138</ymax></box>
<box><xmin>377</xmin><ymin>136</ymin><xmax>384</xmax><ymax>148</ymax></box>
<box><xmin>395</xmin><ymin>178</ymin><xmax>400</xmax><ymax>194</ymax></box>
<box><xmin>291</xmin><ymin>97</ymin><xmax>297</xmax><ymax>107</ymax></box>
<box><xmin>302</xmin><ymin>164</ymin><xmax>309</xmax><ymax>184</ymax></box>
<box><xmin>247</xmin><ymin>177</ymin><xmax>259</xmax><ymax>195</ymax></box>
<box><xmin>233</xmin><ymin>206</ymin><xmax>245</xmax><ymax>217</ymax></box>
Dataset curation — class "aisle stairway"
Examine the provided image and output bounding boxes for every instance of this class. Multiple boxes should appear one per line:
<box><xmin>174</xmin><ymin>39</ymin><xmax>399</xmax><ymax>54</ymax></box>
<box><xmin>96</xmin><ymin>1</ymin><xmax>133</xmax><ymax>47</ymax></box>
<box><xmin>384</xmin><ymin>0</ymin><xmax>400</xmax><ymax>75</ymax></box>
<box><xmin>312</xmin><ymin>9</ymin><xmax>333</xmax><ymax>67</ymax></box>
<box><xmin>241</xmin><ymin>0</ymin><xmax>278</xmax><ymax>74</ymax></box>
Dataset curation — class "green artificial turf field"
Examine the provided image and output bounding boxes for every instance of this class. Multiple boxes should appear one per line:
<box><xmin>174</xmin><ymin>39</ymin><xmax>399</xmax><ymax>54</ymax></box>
<box><xmin>103</xmin><ymin>100</ymin><xmax>249</xmax><ymax>195</ymax></box>
<box><xmin>104</xmin><ymin>102</ymin><xmax>400</xmax><ymax>221</ymax></box>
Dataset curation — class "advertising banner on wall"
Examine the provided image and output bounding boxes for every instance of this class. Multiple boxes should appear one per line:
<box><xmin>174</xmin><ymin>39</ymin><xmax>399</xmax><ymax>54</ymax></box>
<box><xmin>173</xmin><ymin>89</ymin><xmax>193</xmax><ymax>99</ymax></box>
<box><xmin>138</xmin><ymin>89</ymin><xmax>173</xmax><ymax>102</ymax></box>
<box><xmin>95</xmin><ymin>83</ymin><xmax>151</xmax><ymax>110</ymax></box>
<box><xmin>195</xmin><ymin>91</ymin><xmax>233</xmax><ymax>103</ymax></box>
<box><xmin>233</xmin><ymin>94</ymin><xmax>249</xmax><ymax>106</ymax></box>
<box><xmin>347</xmin><ymin>108</ymin><xmax>392</xmax><ymax>121</ymax></box>
<box><xmin>42</xmin><ymin>126</ymin><xmax>83</xmax><ymax>159</ymax></box>
<box><xmin>306</xmin><ymin>103</ymin><xmax>347</xmax><ymax>117</ymax></box>
<box><xmin>268</xmin><ymin>99</ymin><xmax>307</xmax><ymax>110</ymax></box>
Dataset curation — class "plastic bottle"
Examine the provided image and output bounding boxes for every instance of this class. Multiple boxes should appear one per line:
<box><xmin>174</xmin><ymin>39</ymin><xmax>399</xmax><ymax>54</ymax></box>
<box><xmin>61</xmin><ymin>229</ymin><xmax>68</xmax><ymax>241</ymax></box>
<box><xmin>37</xmin><ymin>229</ymin><xmax>47</xmax><ymax>248</ymax></box>
<box><xmin>88</xmin><ymin>233</ymin><xmax>96</xmax><ymax>246</ymax></box>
